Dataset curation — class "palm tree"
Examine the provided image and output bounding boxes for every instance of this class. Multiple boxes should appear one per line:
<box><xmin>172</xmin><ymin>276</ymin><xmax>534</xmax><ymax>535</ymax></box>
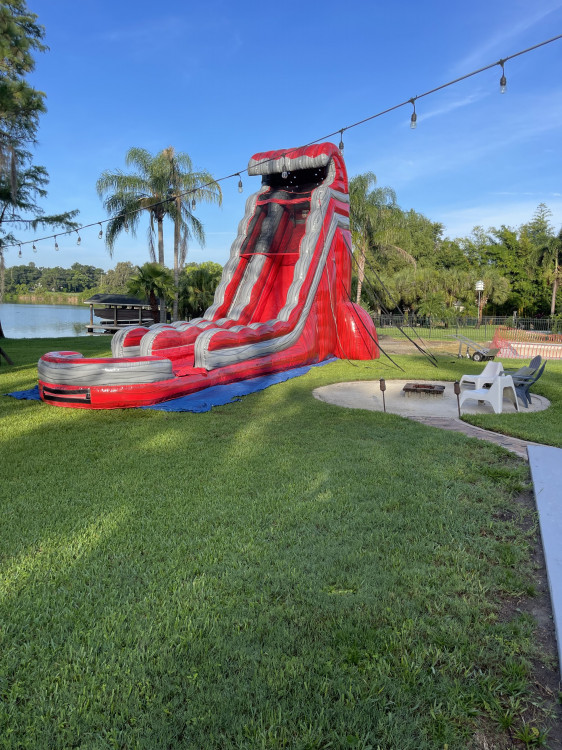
<box><xmin>349</xmin><ymin>173</ymin><xmax>413</xmax><ymax>304</ymax></box>
<box><xmin>96</xmin><ymin>147</ymin><xmax>222</xmax><ymax>322</ymax></box>
<box><xmin>127</xmin><ymin>262</ymin><xmax>173</xmax><ymax>323</ymax></box>
<box><xmin>393</xmin><ymin>267</ymin><xmax>444</xmax><ymax>315</ymax></box>
<box><xmin>178</xmin><ymin>263</ymin><xmax>223</xmax><ymax>319</ymax></box>
<box><xmin>161</xmin><ymin>147</ymin><xmax>222</xmax><ymax>321</ymax></box>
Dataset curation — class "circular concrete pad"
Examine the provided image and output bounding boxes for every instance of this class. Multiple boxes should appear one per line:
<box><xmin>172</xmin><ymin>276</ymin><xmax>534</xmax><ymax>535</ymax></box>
<box><xmin>313</xmin><ymin>380</ymin><xmax>550</xmax><ymax>418</ymax></box>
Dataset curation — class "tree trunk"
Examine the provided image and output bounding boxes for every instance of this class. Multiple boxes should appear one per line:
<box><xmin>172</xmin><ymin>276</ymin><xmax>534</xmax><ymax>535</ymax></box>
<box><xmin>157</xmin><ymin>217</ymin><xmax>166</xmax><ymax>323</ymax></box>
<box><xmin>0</xmin><ymin>249</ymin><xmax>5</xmax><ymax>303</ymax></box>
<box><xmin>477</xmin><ymin>294</ymin><xmax>488</xmax><ymax>328</ymax></box>
<box><xmin>172</xmin><ymin>196</ymin><xmax>180</xmax><ymax>322</ymax></box>
<box><xmin>551</xmin><ymin>257</ymin><xmax>559</xmax><ymax>316</ymax></box>
<box><xmin>149</xmin><ymin>291</ymin><xmax>159</xmax><ymax>324</ymax></box>
<box><xmin>355</xmin><ymin>243</ymin><xmax>366</xmax><ymax>304</ymax></box>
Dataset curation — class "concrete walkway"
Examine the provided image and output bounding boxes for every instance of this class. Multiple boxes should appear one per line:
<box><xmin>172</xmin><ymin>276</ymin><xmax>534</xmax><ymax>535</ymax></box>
<box><xmin>528</xmin><ymin>446</ymin><xmax>562</xmax><ymax>677</ymax></box>
<box><xmin>407</xmin><ymin>415</ymin><xmax>540</xmax><ymax>459</ymax></box>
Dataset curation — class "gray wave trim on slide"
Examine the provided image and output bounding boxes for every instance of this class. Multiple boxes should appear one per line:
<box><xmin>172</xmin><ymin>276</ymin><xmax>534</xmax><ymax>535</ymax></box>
<box><xmin>226</xmin><ymin>253</ymin><xmax>267</xmax><ymax>321</ymax></box>
<box><xmin>227</xmin><ymin>164</ymin><xmax>343</xmax><ymax>328</ymax></box>
<box><xmin>213</xmin><ymin>162</ymin><xmax>338</xmax><ymax>328</ymax></box>
<box><xmin>38</xmin><ymin>356</ymin><xmax>174</xmax><ymax>386</ymax></box>
<box><xmin>194</xmin><ymin>207</ymin><xmax>348</xmax><ymax>370</ymax></box>
<box><xmin>278</xmin><ymin>184</ymin><xmax>347</xmax><ymax>325</ymax></box>
<box><xmin>135</xmin><ymin>161</ymin><xmax>345</xmax><ymax>361</ymax></box>
<box><xmin>248</xmin><ymin>151</ymin><xmax>331</xmax><ymax>176</ymax></box>
<box><xmin>203</xmin><ymin>186</ymin><xmax>269</xmax><ymax>321</ymax></box>
<box><xmin>112</xmin><ymin>325</ymin><xmax>145</xmax><ymax>357</ymax></box>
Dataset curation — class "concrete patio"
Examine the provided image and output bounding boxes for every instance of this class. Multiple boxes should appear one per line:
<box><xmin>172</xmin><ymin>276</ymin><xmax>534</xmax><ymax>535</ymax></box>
<box><xmin>313</xmin><ymin>379</ymin><xmax>549</xmax><ymax>420</ymax></box>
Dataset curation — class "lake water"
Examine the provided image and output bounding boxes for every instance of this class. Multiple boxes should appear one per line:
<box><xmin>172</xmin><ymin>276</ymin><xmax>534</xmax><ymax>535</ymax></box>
<box><xmin>0</xmin><ymin>303</ymin><xmax>95</xmax><ymax>338</ymax></box>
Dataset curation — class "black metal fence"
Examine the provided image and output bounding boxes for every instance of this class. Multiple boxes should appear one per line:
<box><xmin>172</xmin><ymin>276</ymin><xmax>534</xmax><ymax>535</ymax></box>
<box><xmin>372</xmin><ymin>315</ymin><xmax>559</xmax><ymax>341</ymax></box>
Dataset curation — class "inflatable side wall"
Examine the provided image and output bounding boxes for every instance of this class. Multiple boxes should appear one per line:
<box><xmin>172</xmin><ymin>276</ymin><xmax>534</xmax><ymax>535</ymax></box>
<box><xmin>38</xmin><ymin>143</ymin><xmax>379</xmax><ymax>408</ymax></box>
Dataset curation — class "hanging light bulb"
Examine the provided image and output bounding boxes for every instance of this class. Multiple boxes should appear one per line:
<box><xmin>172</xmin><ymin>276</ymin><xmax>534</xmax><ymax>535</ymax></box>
<box><xmin>237</xmin><ymin>174</ymin><xmax>243</xmax><ymax>193</ymax></box>
<box><xmin>32</xmin><ymin>243</ymin><xmax>37</xmax><ymax>253</ymax></box>
<box><xmin>499</xmin><ymin>60</ymin><xmax>507</xmax><ymax>93</ymax></box>
<box><xmin>98</xmin><ymin>223</ymin><xmax>103</xmax><ymax>239</ymax></box>
<box><xmin>54</xmin><ymin>236</ymin><xmax>59</xmax><ymax>251</ymax></box>
<box><xmin>281</xmin><ymin>170</ymin><xmax>288</xmax><ymax>179</ymax></box>
<box><xmin>339</xmin><ymin>129</ymin><xmax>345</xmax><ymax>152</ymax></box>
<box><xmin>410</xmin><ymin>98</ymin><xmax>417</xmax><ymax>129</ymax></box>
<box><xmin>124</xmin><ymin>218</ymin><xmax>129</xmax><ymax>232</ymax></box>
<box><xmin>191</xmin><ymin>197</ymin><xmax>196</xmax><ymax>210</ymax></box>
<box><xmin>76</xmin><ymin>230</ymin><xmax>81</xmax><ymax>246</ymax></box>
<box><xmin>18</xmin><ymin>245</ymin><xmax>22</xmax><ymax>258</ymax></box>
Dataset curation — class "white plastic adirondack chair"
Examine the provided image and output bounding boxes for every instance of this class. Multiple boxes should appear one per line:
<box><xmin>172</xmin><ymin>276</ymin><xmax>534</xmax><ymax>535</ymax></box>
<box><xmin>459</xmin><ymin>361</ymin><xmax>504</xmax><ymax>390</ymax></box>
<box><xmin>459</xmin><ymin>374</ymin><xmax>519</xmax><ymax>414</ymax></box>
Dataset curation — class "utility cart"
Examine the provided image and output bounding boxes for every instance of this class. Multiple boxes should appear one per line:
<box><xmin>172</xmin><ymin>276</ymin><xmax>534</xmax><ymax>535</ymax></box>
<box><xmin>452</xmin><ymin>334</ymin><xmax>498</xmax><ymax>362</ymax></box>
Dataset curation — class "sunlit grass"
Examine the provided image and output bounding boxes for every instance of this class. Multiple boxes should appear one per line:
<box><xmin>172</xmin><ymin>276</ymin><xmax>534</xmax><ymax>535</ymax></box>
<box><xmin>0</xmin><ymin>336</ymin><xmax>559</xmax><ymax>748</ymax></box>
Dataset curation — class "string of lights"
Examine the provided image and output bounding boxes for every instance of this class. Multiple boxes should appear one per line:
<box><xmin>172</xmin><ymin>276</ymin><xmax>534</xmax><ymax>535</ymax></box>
<box><xmin>6</xmin><ymin>32</ymin><xmax>562</xmax><ymax>256</ymax></box>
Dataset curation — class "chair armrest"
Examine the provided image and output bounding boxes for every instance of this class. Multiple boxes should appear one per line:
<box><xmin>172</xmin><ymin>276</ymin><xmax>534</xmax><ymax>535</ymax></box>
<box><xmin>512</xmin><ymin>375</ymin><xmax>534</xmax><ymax>385</ymax></box>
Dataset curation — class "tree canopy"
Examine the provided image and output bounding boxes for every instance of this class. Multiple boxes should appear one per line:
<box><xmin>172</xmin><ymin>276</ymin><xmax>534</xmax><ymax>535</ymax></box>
<box><xmin>349</xmin><ymin>175</ymin><xmax>560</xmax><ymax>318</ymax></box>
<box><xmin>96</xmin><ymin>146</ymin><xmax>222</xmax><ymax>321</ymax></box>
<box><xmin>127</xmin><ymin>262</ymin><xmax>174</xmax><ymax>323</ymax></box>
<box><xmin>0</xmin><ymin>0</ymin><xmax>46</xmax><ymax>173</ymax></box>
<box><xmin>178</xmin><ymin>261</ymin><xmax>223</xmax><ymax>319</ymax></box>
<box><xmin>0</xmin><ymin>0</ymin><xmax>79</xmax><ymax>321</ymax></box>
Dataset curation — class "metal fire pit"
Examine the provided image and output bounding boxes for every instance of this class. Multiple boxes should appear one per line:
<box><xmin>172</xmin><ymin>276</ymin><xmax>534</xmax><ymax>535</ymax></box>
<box><xmin>402</xmin><ymin>383</ymin><xmax>445</xmax><ymax>397</ymax></box>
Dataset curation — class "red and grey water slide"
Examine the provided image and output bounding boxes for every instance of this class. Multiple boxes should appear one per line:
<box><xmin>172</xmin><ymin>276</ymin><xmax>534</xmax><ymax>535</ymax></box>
<box><xmin>38</xmin><ymin>143</ymin><xmax>379</xmax><ymax>408</ymax></box>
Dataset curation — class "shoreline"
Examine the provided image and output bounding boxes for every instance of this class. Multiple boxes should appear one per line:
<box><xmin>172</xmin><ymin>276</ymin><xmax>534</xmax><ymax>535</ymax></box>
<box><xmin>1</xmin><ymin>293</ymin><xmax>85</xmax><ymax>306</ymax></box>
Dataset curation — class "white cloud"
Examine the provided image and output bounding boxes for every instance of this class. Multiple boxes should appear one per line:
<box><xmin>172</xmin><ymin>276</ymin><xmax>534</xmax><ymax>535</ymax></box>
<box><xmin>417</xmin><ymin>91</ymin><xmax>489</xmax><ymax>124</ymax></box>
<box><xmin>451</xmin><ymin>2</ymin><xmax>562</xmax><ymax>74</ymax></box>
<box><xmin>364</xmin><ymin>89</ymin><xmax>562</xmax><ymax>189</ymax></box>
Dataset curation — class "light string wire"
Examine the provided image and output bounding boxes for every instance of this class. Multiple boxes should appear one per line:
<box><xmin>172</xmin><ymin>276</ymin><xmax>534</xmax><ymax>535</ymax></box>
<box><xmin>4</xmin><ymin>32</ymin><xmax>562</xmax><ymax>253</ymax></box>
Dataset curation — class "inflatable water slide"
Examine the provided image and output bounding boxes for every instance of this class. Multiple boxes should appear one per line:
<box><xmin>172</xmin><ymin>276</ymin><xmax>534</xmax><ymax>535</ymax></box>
<box><xmin>38</xmin><ymin>142</ymin><xmax>379</xmax><ymax>409</ymax></box>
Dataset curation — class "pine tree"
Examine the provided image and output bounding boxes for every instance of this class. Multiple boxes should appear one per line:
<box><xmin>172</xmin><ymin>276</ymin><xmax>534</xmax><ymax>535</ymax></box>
<box><xmin>0</xmin><ymin>0</ymin><xmax>79</xmax><ymax>323</ymax></box>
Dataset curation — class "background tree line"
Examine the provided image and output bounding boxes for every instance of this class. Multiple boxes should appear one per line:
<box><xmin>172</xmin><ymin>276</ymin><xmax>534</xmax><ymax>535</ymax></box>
<box><xmin>2</xmin><ymin>261</ymin><xmax>103</xmax><ymax>296</ymax></box>
<box><xmin>1</xmin><ymin>257</ymin><xmax>224</xmax><ymax>321</ymax></box>
<box><xmin>350</xmin><ymin>173</ymin><xmax>561</xmax><ymax>319</ymax></box>
<box><xmin>4</xmin><ymin>191</ymin><xmax>561</xmax><ymax>321</ymax></box>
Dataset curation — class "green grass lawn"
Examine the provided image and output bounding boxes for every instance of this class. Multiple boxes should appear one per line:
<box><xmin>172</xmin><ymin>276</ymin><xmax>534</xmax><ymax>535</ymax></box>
<box><xmin>0</xmin><ymin>337</ymin><xmax>560</xmax><ymax>749</ymax></box>
<box><xmin>377</xmin><ymin>324</ymin><xmax>501</xmax><ymax>343</ymax></box>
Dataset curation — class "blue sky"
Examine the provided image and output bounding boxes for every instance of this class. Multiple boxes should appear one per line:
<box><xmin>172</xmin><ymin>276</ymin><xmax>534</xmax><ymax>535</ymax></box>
<box><xmin>9</xmin><ymin>0</ymin><xmax>562</xmax><ymax>270</ymax></box>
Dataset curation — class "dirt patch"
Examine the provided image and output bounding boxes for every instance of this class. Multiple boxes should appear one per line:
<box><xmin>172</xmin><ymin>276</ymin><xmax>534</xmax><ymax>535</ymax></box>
<box><xmin>377</xmin><ymin>334</ymin><xmax>460</xmax><ymax>356</ymax></box>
